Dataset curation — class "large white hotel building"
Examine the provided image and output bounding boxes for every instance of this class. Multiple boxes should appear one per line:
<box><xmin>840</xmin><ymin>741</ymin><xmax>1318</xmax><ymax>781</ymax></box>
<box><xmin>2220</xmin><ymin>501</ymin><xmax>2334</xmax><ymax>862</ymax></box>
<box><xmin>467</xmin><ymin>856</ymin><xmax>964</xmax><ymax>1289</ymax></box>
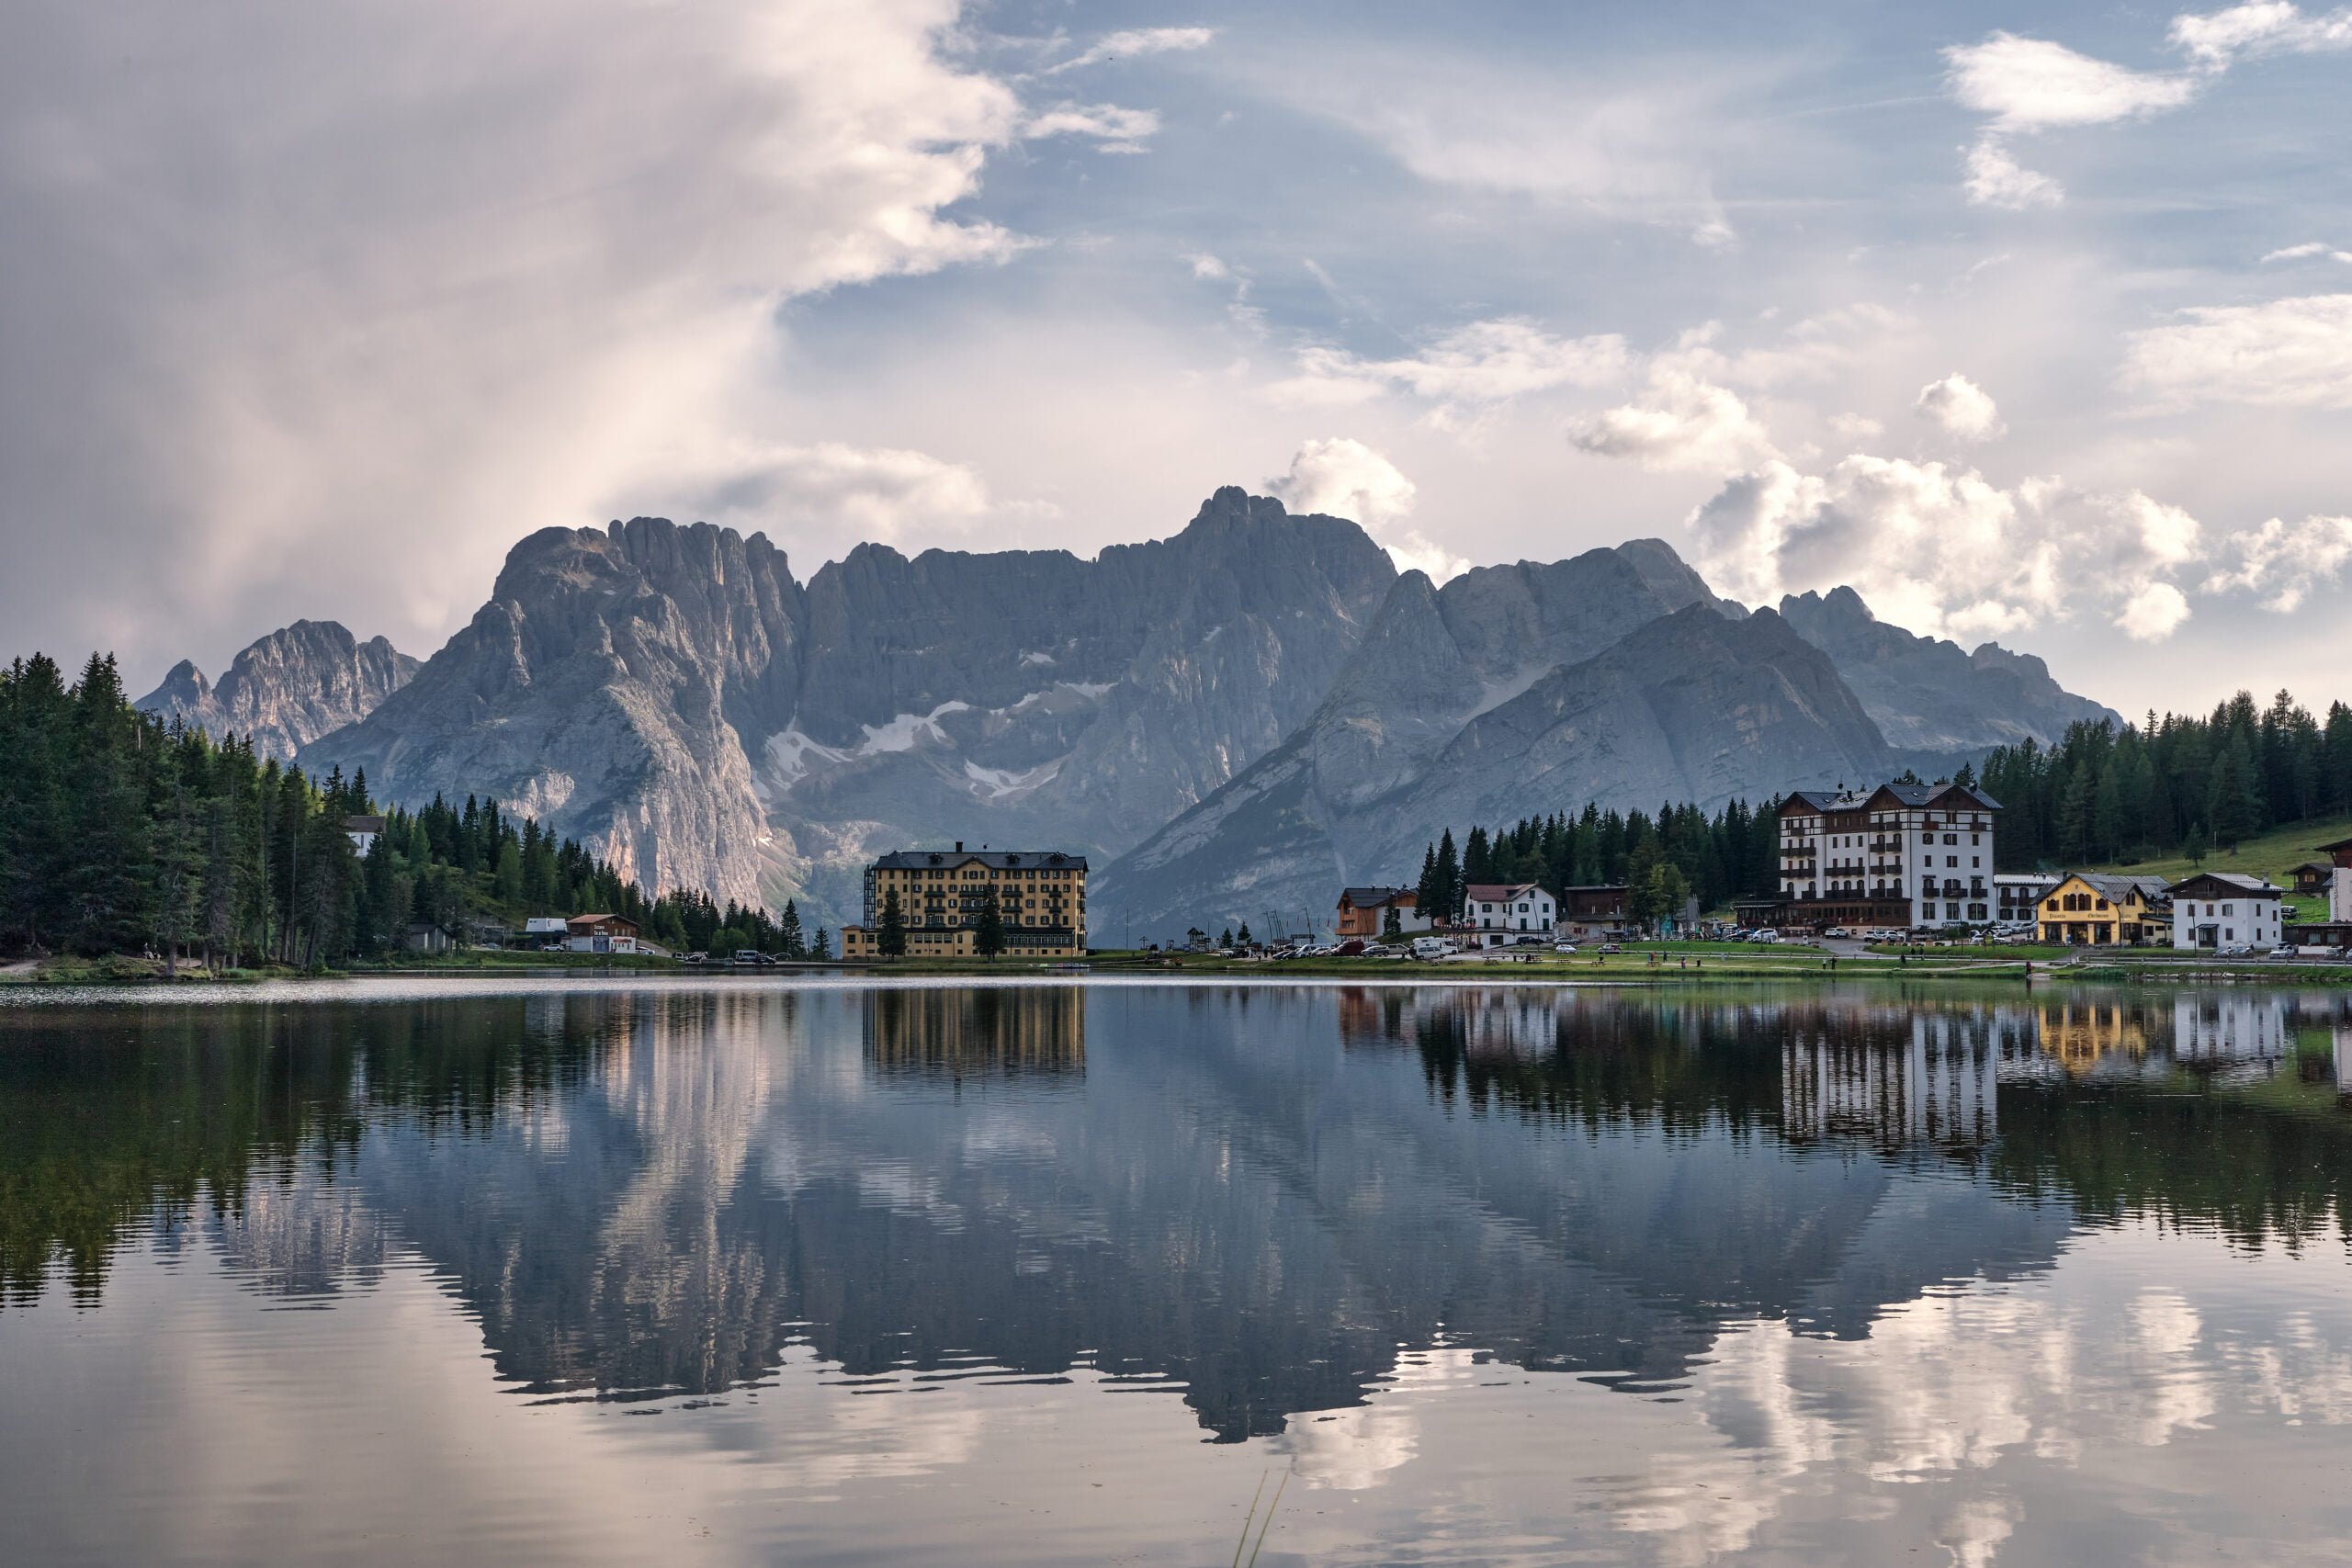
<box><xmin>1769</xmin><ymin>781</ymin><xmax>2001</xmax><ymax>931</ymax></box>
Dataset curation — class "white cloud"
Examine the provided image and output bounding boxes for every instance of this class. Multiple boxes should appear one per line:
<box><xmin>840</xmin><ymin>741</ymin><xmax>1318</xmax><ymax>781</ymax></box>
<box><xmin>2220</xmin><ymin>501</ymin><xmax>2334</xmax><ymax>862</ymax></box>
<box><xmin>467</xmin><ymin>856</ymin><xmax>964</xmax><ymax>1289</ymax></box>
<box><xmin>1570</xmin><ymin>370</ymin><xmax>1778</xmax><ymax>473</ymax></box>
<box><xmin>2170</xmin><ymin>3</ymin><xmax>2352</xmax><ymax>68</ymax></box>
<box><xmin>1914</xmin><ymin>373</ymin><xmax>2006</xmax><ymax>442</ymax></box>
<box><xmin>0</xmin><ymin>0</ymin><xmax>1050</xmax><ymax>671</ymax></box>
<box><xmin>1268</xmin><ymin>319</ymin><xmax>1629</xmax><ymax>413</ymax></box>
<box><xmin>1272</xmin><ymin>436</ymin><xmax>1416</xmax><ymax>526</ymax></box>
<box><xmin>1828</xmin><ymin>412</ymin><xmax>1885</xmax><ymax>442</ymax></box>
<box><xmin>1944</xmin><ymin>31</ymin><xmax>2197</xmax><ymax>208</ymax></box>
<box><xmin>2262</xmin><ymin>241</ymin><xmax>2331</xmax><ymax>261</ymax></box>
<box><xmin>1962</xmin><ymin>139</ymin><xmax>2064</xmax><ymax>210</ymax></box>
<box><xmin>2116</xmin><ymin>581</ymin><xmax>2193</xmax><ymax>640</ymax></box>
<box><xmin>1270</xmin><ymin>437</ymin><xmax>1467</xmax><ymax>581</ymax></box>
<box><xmin>686</xmin><ymin>441</ymin><xmax>1021</xmax><ymax>544</ymax></box>
<box><xmin>1023</xmin><ymin>103</ymin><xmax>1161</xmax><ymax>152</ymax></box>
<box><xmin>2206</xmin><ymin>513</ymin><xmax>2352</xmax><ymax>609</ymax></box>
<box><xmin>1046</xmin><ymin>27</ymin><xmax>1217</xmax><ymax>74</ymax></box>
<box><xmin>1945</xmin><ymin>33</ymin><xmax>2199</xmax><ymax>132</ymax></box>
<box><xmin>2120</xmin><ymin>294</ymin><xmax>2352</xmax><ymax>410</ymax></box>
<box><xmin>1688</xmin><ymin>455</ymin><xmax>2203</xmax><ymax>643</ymax></box>
<box><xmin>1651</xmin><ymin>308</ymin><xmax>1911</xmax><ymax>392</ymax></box>
<box><xmin>1261</xmin><ymin>52</ymin><xmax>1747</xmax><ymax>244</ymax></box>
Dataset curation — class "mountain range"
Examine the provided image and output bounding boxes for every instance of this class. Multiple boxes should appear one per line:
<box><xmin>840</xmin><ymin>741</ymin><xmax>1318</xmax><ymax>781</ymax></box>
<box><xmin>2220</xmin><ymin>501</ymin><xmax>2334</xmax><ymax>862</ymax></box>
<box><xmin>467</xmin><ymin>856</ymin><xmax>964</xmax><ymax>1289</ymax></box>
<box><xmin>136</xmin><ymin>487</ymin><xmax>2119</xmax><ymax>938</ymax></box>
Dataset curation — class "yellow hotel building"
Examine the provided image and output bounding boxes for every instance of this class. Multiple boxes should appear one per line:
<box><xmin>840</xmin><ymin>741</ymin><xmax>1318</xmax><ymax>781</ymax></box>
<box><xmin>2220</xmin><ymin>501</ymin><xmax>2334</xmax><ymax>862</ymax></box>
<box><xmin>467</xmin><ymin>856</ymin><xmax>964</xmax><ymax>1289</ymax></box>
<box><xmin>2038</xmin><ymin>873</ymin><xmax>2169</xmax><ymax>946</ymax></box>
<box><xmin>839</xmin><ymin>843</ymin><xmax>1089</xmax><ymax>960</ymax></box>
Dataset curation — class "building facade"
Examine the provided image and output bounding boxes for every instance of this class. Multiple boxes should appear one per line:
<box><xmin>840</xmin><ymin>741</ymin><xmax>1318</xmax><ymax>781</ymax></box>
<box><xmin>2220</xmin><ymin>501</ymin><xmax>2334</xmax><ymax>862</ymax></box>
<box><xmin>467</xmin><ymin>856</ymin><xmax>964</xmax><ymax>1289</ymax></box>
<box><xmin>2036</xmin><ymin>874</ymin><xmax>2168</xmax><ymax>946</ymax></box>
<box><xmin>840</xmin><ymin>844</ymin><xmax>1088</xmax><ymax>959</ymax></box>
<box><xmin>1770</xmin><ymin>781</ymin><xmax>2001</xmax><ymax>931</ymax></box>
<box><xmin>2166</xmin><ymin>872</ymin><xmax>2284</xmax><ymax>951</ymax></box>
<box><xmin>1336</xmin><ymin>886</ymin><xmax>1429</xmax><ymax>938</ymax></box>
<box><xmin>2317</xmin><ymin>836</ymin><xmax>2352</xmax><ymax>923</ymax></box>
<box><xmin>1556</xmin><ymin>886</ymin><xmax>1631</xmax><ymax>938</ymax></box>
<box><xmin>1993</xmin><ymin>872</ymin><xmax>2058</xmax><ymax>927</ymax></box>
<box><xmin>1458</xmin><ymin>883</ymin><xmax>1556</xmax><ymax>945</ymax></box>
<box><xmin>565</xmin><ymin>913</ymin><xmax>654</xmax><ymax>954</ymax></box>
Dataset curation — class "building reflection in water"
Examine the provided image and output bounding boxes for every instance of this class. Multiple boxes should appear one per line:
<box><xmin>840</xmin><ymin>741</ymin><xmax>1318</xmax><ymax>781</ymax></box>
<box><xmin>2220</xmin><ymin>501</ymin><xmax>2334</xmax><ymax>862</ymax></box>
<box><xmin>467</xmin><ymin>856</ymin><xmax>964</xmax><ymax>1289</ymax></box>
<box><xmin>864</xmin><ymin>987</ymin><xmax>1086</xmax><ymax>1080</ymax></box>
<box><xmin>1781</xmin><ymin>1010</ymin><xmax>2002</xmax><ymax>1152</ymax></box>
<box><xmin>2032</xmin><ymin>998</ymin><xmax>2152</xmax><ymax>1077</ymax></box>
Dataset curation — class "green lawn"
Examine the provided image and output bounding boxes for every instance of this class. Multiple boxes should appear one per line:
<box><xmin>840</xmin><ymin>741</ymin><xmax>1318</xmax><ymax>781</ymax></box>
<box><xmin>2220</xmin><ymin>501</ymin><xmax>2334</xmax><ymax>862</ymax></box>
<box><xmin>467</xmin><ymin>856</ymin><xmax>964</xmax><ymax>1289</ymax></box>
<box><xmin>2076</xmin><ymin>813</ymin><xmax>2350</xmax><ymax>920</ymax></box>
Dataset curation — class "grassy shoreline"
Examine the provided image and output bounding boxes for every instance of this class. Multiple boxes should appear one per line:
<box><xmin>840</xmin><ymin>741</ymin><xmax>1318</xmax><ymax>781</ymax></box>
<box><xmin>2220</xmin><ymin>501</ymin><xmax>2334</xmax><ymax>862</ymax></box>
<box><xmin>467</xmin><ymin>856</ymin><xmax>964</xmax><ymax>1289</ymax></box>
<box><xmin>8</xmin><ymin>942</ymin><xmax>2350</xmax><ymax>989</ymax></box>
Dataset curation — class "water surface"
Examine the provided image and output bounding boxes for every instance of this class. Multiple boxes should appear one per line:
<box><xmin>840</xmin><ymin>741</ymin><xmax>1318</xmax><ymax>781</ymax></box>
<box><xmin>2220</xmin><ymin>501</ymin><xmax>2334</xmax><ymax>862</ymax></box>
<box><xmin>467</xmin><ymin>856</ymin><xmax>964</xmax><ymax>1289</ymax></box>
<box><xmin>5</xmin><ymin>977</ymin><xmax>2352</xmax><ymax>1564</ymax></box>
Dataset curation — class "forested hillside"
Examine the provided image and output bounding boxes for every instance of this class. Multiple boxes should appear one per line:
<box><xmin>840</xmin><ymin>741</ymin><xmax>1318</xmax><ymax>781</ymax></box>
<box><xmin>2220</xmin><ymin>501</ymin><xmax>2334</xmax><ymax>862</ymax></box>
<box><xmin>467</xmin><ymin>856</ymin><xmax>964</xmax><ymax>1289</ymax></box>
<box><xmin>1981</xmin><ymin>690</ymin><xmax>2352</xmax><ymax>868</ymax></box>
<box><xmin>0</xmin><ymin>652</ymin><xmax>801</xmax><ymax>969</ymax></box>
<box><xmin>1410</xmin><ymin>801</ymin><xmax>1783</xmax><ymax>924</ymax></box>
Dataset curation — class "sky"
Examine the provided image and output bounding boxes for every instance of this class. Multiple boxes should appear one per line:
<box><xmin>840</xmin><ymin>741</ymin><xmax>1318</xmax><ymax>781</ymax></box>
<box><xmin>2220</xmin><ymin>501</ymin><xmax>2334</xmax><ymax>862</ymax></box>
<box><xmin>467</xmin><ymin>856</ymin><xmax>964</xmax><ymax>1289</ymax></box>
<box><xmin>3</xmin><ymin>0</ymin><xmax>2348</xmax><ymax>716</ymax></box>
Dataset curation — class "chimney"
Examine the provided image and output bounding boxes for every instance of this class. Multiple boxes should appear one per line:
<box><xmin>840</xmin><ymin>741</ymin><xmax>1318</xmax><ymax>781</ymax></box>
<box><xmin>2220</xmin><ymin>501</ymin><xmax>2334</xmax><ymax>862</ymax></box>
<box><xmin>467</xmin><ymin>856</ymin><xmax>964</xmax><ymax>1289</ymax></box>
<box><xmin>955</xmin><ymin>840</ymin><xmax>964</xmax><ymax>852</ymax></box>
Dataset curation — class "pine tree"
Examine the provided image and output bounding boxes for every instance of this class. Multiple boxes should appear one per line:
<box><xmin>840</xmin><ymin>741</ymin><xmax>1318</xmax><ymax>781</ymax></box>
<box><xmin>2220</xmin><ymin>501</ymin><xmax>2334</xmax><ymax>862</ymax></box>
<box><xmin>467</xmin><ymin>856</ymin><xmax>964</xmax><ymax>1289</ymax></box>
<box><xmin>777</xmin><ymin>899</ymin><xmax>804</xmax><ymax>959</ymax></box>
<box><xmin>973</xmin><ymin>886</ymin><xmax>1004</xmax><ymax>958</ymax></box>
<box><xmin>2207</xmin><ymin>735</ymin><xmax>2261</xmax><ymax>850</ymax></box>
<box><xmin>878</xmin><ymin>887</ymin><xmax>908</xmax><ymax>957</ymax></box>
<box><xmin>1435</xmin><ymin>829</ymin><xmax>1460</xmax><ymax>923</ymax></box>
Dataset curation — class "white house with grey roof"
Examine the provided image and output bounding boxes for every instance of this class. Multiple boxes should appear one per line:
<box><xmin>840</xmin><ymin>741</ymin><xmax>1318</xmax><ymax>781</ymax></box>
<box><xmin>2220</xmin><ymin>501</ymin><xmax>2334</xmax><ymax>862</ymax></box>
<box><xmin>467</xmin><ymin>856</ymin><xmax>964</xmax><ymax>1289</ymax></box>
<box><xmin>2166</xmin><ymin>872</ymin><xmax>2284</xmax><ymax>951</ymax></box>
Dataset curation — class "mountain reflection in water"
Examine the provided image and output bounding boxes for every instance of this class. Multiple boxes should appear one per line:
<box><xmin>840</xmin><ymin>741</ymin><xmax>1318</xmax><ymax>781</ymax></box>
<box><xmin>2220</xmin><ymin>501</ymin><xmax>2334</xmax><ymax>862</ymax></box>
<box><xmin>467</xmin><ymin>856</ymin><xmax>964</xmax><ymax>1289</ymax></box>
<box><xmin>6</xmin><ymin>985</ymin><xmax>2348</xmax><ymax>1415</ymax></box>
<box><xmin>4</xmin><ymin>980</ymin><xmax>2352</xmax><ymax>1566</ymax></box>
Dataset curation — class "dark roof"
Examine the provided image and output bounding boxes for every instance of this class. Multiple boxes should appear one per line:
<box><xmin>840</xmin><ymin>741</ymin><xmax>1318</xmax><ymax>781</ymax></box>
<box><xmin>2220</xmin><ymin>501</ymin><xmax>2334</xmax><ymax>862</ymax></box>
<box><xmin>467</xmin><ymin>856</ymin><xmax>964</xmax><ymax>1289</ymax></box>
<box><xmin>344</xmin><ymin>814</ymin><xmax>387</xmax><ymax>832</ymax></box>
<box><xmin>1464</xmin><ymin>883</ymin><xmax>1542</xmax><ymax>901</ymax></box>
<box><xmin>872</xmin><ymin>848</ymin><xmax>1088</xmax><ymax>870</ymax></box>
<box><xmin>1779</xmin><ymin>781</ymin><xmax>2003</xmax><ymax>814</ymax></box>
<box><xmin>2166</xmin><ymin>871</ymin><xmax>2284</xmax><ymax>897</ymax></box>
<box><xmin>2060</xmin><ymin>873</ymin><xmax>2169</xmax><ymax>902</ymax></box>
<box><xmin>1339</xmin><ymin>886</ymin><xmax>1414</xmax><ymax>907</ymax></box>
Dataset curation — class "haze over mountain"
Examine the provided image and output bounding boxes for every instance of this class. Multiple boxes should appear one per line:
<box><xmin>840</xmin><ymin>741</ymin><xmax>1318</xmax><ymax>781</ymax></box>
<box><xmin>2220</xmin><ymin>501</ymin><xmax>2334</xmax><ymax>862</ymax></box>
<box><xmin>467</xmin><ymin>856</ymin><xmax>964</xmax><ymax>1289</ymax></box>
<box><xmin>148</xmin><ymin>489</ymin><xmax>2119</xmax><ymax>935</ymax></box>
<box><xmin>135</xmin><ymin>620</ymin><xmax>418</xmax><ymax>761</ymax></box>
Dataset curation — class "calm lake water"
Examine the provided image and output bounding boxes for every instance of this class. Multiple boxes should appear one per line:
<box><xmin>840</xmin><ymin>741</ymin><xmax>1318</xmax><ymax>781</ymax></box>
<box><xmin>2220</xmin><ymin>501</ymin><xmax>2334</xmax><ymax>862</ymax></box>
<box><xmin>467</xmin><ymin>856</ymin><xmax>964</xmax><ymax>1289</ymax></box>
<box><xmin>5</xmin><ymin>976</ymin><xmax>2352</xmax><ymax>1566</ymax></box>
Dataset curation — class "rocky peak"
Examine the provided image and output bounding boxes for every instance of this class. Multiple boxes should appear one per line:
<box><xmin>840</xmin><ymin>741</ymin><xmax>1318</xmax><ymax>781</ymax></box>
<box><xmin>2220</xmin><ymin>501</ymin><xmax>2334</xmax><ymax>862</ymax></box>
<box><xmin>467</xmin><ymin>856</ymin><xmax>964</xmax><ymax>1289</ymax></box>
<box><xmin>137</xmin><ymin>620</ymin><xmax>418</xmax><ymax>761</ymax></box>
<box><xmin>1776</xmin><ymin>585</ymin><xmax>2118</xmax><ymax>751</ymax></box>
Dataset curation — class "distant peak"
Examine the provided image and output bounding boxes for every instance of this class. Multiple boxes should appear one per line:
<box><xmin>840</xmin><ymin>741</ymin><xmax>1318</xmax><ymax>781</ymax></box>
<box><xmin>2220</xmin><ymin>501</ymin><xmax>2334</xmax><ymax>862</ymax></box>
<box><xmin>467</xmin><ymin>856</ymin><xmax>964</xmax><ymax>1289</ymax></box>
<box><xmin>1190</xmin><ymin>485</ymin><xmax>1289</xmax><ymax>526</ymax></box>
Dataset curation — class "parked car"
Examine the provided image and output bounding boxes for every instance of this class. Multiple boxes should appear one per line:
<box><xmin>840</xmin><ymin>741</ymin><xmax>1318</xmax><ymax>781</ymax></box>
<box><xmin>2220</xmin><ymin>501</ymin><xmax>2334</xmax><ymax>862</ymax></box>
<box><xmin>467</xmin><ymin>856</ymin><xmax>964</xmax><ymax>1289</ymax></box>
<box><xmin>1336</xmin><ymin>939</ymin><xmax>1367</xmax><ymax>956</ymax></box>
<box><xmin>733</xmin><ymin>949</ymin><xmax>772</xmax><ymax>966</ymax></box>
<box><xmin>1823</xmin><ymin>927</ymin><xmax>1850</xmax><ymax>940</ymax></box>
<box><xmin>1747</xmin><ymin>931</ymin><xmax>1780</xmax><ymax>944</ymax></box>
<box><xmin>1510</xmin><ymin>934</ymin><xmax>1546</xmax><ymax>947</ymax></box>
<box><xmin>1599</xmin><ymin>942</ymin><xmax>1622</xmax><ymax>954</ymax></box>
<box><xmin>683</xmin><ymin>952</ymin><xmax>708</xmax><ymax>965</ymax></box>
<box><xmin>1554</xmin><ymin>942</ymin><xmax>1579</xmax><ymax>954</ymax></box>
<box><xmin>1410</xmin><ymin>937</ymin><xmax>1450</xmax><ymax>961</ymax></box>
<box><xmin>2219</xmin><ymin>943</ymin><xmax>2255</xmax><ymax>956</ymax></box>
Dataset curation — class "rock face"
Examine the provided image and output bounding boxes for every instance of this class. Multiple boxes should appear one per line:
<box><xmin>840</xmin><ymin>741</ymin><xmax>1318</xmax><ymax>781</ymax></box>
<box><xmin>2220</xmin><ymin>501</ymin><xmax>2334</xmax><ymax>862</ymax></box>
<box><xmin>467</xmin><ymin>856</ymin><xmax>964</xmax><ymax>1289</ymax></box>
<box><xmin>265</xmin><ymin>488</ymin><xmax>2116</xmax><ymax>934</ymax></box>
<box><xmin>301</xmin><ymin>491</ymin><xmax>1396</xmax><ymax>916</ymax></box>
<box><xmin>301</xmin><ymin>520</ymin><xmax>806</xmax><ymax>904</ymax></box>
<box><xmin>1094</xmin><ymin>570</ymin><xmax>1897</xmax><ymax>939</ymax></box>
<box><xmin>136</xmin><ymin>620</ymin><xmax>418</xmax><ymax>761</ymax></box>
<box><xmin>1776</xmin><ymin>587</ymin><xmax>2120</xmax><ymax>752</ymax></box>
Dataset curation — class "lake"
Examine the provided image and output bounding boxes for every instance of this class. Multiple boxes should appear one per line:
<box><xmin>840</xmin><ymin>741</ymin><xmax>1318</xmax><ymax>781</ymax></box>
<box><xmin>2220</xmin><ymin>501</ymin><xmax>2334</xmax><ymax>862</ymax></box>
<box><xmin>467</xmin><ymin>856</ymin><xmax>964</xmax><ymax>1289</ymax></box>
<box><xmin>5</xmin><ymin>976</ymin><xmax>2352</xmax><ymax>1565</ymax></box>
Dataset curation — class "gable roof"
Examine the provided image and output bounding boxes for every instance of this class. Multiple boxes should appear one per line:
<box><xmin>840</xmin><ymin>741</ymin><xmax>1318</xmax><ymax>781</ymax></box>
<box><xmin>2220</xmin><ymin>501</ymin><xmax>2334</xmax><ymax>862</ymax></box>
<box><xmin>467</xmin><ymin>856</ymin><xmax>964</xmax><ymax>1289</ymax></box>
<box><xmin>871</xmin><ymin>848</ymin><xmax>1087</xmax><ymax>871</ymax></box>
<box><xmin>1780</xmin><ymin>781</ymin><xmax>2004</xmax><ymax>816</ymax></box>
<box><xmin>2166</xmin><ymin>871</ymin><xmax>2284</xmax><ymax>898</ymax></box>
<box><xmin>1339</xmin><ymin>886</ymin><xmax>1414</xmax><ymax>908</ymax></box>
<box><xmin>2049</xmin><ymin>873</ymin><xmax>2168</xmax><ymax>904</ymax></box>
<box><xmin>1464</xmin><ymin>883</ymin><xmax>1544</xmax><ymax>902</ymax></box>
